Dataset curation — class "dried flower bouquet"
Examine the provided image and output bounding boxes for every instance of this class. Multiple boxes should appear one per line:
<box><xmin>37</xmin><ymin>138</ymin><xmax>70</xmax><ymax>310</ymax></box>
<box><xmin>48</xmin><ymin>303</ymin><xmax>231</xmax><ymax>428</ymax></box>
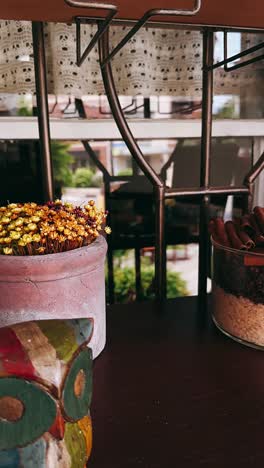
<box><xmin>0</xmin><ymin>199</ymin><xmax>111</xmax><ymax>256</ymax></box>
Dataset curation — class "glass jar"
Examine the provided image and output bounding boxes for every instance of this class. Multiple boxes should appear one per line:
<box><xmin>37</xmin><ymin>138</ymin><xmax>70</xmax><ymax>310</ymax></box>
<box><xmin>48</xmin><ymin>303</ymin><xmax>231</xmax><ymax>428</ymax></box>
<box><xmin>211</xmin><ymin>239</ymin><xmax>264</xmax><ymax>349</ymax></box>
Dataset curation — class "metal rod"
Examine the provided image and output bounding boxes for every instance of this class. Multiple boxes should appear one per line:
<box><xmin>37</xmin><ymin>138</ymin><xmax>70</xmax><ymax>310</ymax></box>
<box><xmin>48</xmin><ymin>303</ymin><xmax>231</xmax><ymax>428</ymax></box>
<box><xmin>101</xmin><ymin>0</ymin><xmax>201</xmax><ymax>67</ymax></box>
<box><xmin>99</xmin><ymin>28</ymin><xmax>166</xmax><ymax>301</ymax></box>
<box><xmin>224</xmin><ymin>53</ymin><xmax>264</xmax><ymax>72</ymax></box>
<box><xmin>76</xmin><ymin>10</ymin><xmax>116</xmax><ymax>66</ymax></box>
<box><xmin>98</xmin><ymin>31</ymin><xmax>163</xmax><ymax>188</ymax></box>
<box><xmin>165</xmin><ymin>186</ymin><xmax>249</xmax><ymax>198</ymax></box>
<box><xmin>82</xmin><ymin>140</ymin><xmax>110</xmax><ymax>179</ymax></box>
<box><xmin>65</xmin><ymin>0</ymin><xmax>117</xmax><ymax>66</ymax></box>
<box><xmin>109</xmin><ymin>175</ymin><xmax>134</xmax><ymax>181</ymax></box>
<box><xmin>157</xmin><ymin>97</ymin><xmax>201</xmax><ymax>116</ymax></box>
<box><xmin>99</xmin><ymin>96</ymin><xmax>137</xmax><ymax>115</ymax></box>
<box><xmin>104</xmin><ymin>179</ymin><xmax>115</xmax><ymax>304</ymax></box>
<box><xmin>208</xmin><ymin>30</ymin><xmax>264</xmax><ymax>71</ymax></box>
<box><xmin>107</xmin><ymin>244</ymin><xmax>115</xmax><ymax>304</ymax></box>
<box><xmin>32</xmin><ymin>22</ymin><xmax>54</xmax><ymax>202</ymax></box>
<box><xmin>65</xmin><ymin>0</ymin><xmax>116</xmax><ymax>8</ymax></box>
<box><xmin>135</xmin><ymin>246</ymin><xmax>142</xmax><ymax>300</ymax></box>
<box><xmin>155</xmin><ymin>185</ymin><xmax>166</xmax><ymax>302</ymax></box>
<box><xmin>71</xmin><ymin>15</ymin><xmax>264</xmax><ymax>35</ymax></box>
<box><xmin>198</xmin><ymin>28</ymin><xmax>214</xmax><ymax>313</ymax></box>
<box><xmin>244</xmin><ymin>151</ymin><xmax>264</xmax><ymax>185</ymax></box>
<box><xmin>74</xmin><ymin>97</ymin><xmax>86</xmax><ymax>118</ymax></box>
<box><xmin>144</xmin><ymin>98</ymin><xmax>151</xmax><ymax>119</ymax></box>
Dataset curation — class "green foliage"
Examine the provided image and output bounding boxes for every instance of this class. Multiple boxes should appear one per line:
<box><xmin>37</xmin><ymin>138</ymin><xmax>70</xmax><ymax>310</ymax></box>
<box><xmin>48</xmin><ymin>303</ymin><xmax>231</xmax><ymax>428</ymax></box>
<box><xmin>72</xmin><ymin>167</ymin><xmax>95</xmax><ymax>188</ymax></box>
<box><xmin>17</xmin><ymin>99</ymin><xmax>32</xmax><ymax>116</ymax></box>
<box><xmin>214</xmin><ymin>98</ymin><xmax>237</xmax><ymax>119</ymax></box>
<box><xmin>51</xmin><ymin>141</ymin><xmax>74</xmax><ymax>188</ymax></box>
<box><xmin>106</xmin><ymin>265</ymin><xmax>189</xmax><ymax>303</ymax></box>
<box><xmin>91</xmin><ymin>171</ymin><xmax>103</xmax><ymax>188</ymax></box>
<box><xmin>117</xmin><ymin>168</ymin><xmax>133</xmax><ymax>177</ymax></box>
<box><xmin>111</xmin><ymin>267</ymin><xmax>136</xmax><ymax>303</ymax></box>
<box><xmin>18</xmin><ymin>106</ymin><xmax>32</xmax><ymax>116</ymax></box>
<box><xmin>114</xmin><ymin>249</ymin><xmax>130</xmax><ymax>268</ymax></box>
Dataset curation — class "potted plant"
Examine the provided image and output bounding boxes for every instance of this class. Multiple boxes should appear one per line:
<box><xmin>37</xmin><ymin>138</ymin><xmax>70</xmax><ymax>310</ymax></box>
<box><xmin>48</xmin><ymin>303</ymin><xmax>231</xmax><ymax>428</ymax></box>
<box><xmin>0</xmin><ymin>199</ymin><xmax>109</xmax><ymax>466</ymax></box>
<box><xmin>0</xmin><ymin>199</ymin><xmax>110</xmax><ymax>358</ymax></box>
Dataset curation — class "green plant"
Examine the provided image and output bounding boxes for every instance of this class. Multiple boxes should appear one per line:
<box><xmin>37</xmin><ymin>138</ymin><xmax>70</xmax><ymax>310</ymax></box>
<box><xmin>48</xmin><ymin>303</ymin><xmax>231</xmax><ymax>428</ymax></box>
<box><xmin>106</xmin><ymin>265</ymin><xmax>189</xmax><ymax>303</ymax></box>
<box><xmin>117</xmin><ymin>168</ymin><xmax>133</xmax><ymax>177</ymax></box>
<box><xmin>114</xmin><ymin>249</ymin><xmax>131</xmax><ymax>268</ymax></box>
<box><xmin>72</xmin><ymin>167</ymin><xmax>94</xmax><ymax>188</ymax></box>
<box><xmin>17</xmin><ymin>99</ymin><xmax>33</xmax><ymax>117</ymax></box>
<box><xmin>51</xmin><ymin>141</ymin><xmax>74</xmax><ymax>189</ymax></box>
<box><xmin>214</xmin><ymin>98</ymin><xmax>238</xmax><ymax>119</ymax></box>
<box><xmin>72</xmin><ymin>167</ymin><xmax>93</xmax><ymax>187</ymax></box>
<box><xmin>91</xmin><ymin>171</ymin><xmax>103</xmax><ymax>188</ymax></box>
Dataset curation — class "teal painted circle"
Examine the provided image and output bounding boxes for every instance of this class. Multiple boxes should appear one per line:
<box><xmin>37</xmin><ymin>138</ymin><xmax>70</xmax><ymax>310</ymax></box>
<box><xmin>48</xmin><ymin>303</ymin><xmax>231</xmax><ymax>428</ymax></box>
<box><xmin>62</xmin><ymin>347</ymin><xmax>92</xmax><ymax>421</ymax></box>
<box><xmin>0</xmin><ymin>378</ymin><xmax>57</xmax><ymax>450</ymax></box>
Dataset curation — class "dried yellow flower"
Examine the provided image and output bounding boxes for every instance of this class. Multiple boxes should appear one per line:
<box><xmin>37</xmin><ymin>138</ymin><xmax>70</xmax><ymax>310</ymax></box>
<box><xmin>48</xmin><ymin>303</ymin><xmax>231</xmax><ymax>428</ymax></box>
<box><xmin>31</xmin><ymin>216</ymin><xmax>40</xmax><ymax>223</ymax></box>
<box><xmin>28</xmin><ymin>223</ymin><xmax>37</xmax><ymax>232</ymax></box>
<box><xmin>32</xmin><ymin>234</ymin><xmax>41</xmax><ymax>242</ymax></box>
<box><xmin>1</xmin><ymin>217</ymin><xmax>11</xmax><ymax>224</ymax></box>
<box><xmin>10</xmin><ymin>231</ymin><xmax>21</xmax><ymax>240</ymax></box>
<box><xmin>0</xmin><ymin>200</ymin><xmax>110</xmax><ymax>256</ymax></box>
<box><xmin>15</xmin><ymin>218</ymin><xmax>24</xmax><ymax>227</ymax></box>
<box><xmin>3</xmin><ymin>247</ymin><xmax>13</xmax><ymax>255</ymax></box>
<box><xmin>50</xmin><ymin>232</ymin><xmax>58</xmax><ymax>240</ymax></box>
<box><xmin>22</xmin><ymin>234</ymin><xmax>33</xmax><ymax>244</ymax></box>
<box><xmin>7</xmin><ymin>222</ymin><xmax>16</xmax><ymax>230</ymax></box>
<box><xmin>18</xmin><ymin>240</ymin><xmax>27</xmax><ymax>247</ymax></box>
<box><xmin>12</xmin><ymin>207</ymin><xmax>23</xmax><ymax>214</ymax></box>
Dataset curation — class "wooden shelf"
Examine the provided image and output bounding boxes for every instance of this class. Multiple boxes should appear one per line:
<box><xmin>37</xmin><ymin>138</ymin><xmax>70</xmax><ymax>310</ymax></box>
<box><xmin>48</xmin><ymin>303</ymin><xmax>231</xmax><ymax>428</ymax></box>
<box><xmin>1</xmin><ymin>0</ymin><xmax>264</xmax><ymax>30</ymax></box>
<box><xmin>89</xmin><ymin>296</ymin><xmax>264</xmax><ymax>467</ymax></box>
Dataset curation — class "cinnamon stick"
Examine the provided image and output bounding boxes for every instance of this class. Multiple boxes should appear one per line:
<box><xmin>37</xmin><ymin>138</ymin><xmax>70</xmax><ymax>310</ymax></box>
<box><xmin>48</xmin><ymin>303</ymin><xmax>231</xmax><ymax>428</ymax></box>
<box><xmin>249</xmin><ymin>214</ymin><xmax>264</xmax><ymax>246</ymax></box>
<box><xmin>241</xmin><ymin>214</ymin><xmax>255</xmax><ymax>237</ymax></box>
<box><xmin>235</xmin><ymin>226</ymin><xmax>255</xmax><ymax>250</ymax></box>
<box><xmin>208</xmin><ymin>219</ymin><xmax>216</xmax><ymax>235</ymax></box>
<box><xmin>254</xmin><ymin>206</ymin><xmax>264</xmax><ymax>234</ymax></box>
<box><xmin>225</xmin><ymin>221</ymin><xmax>247</xmax><ymax>250</ymax></box>
<box><xmin>208</xmin><ymin>219</ymin><xmax>223</xmax><ymax>246</ymax></box>
<box><xmin>213</xmin><ymin>218</ymin><xmax>230</xmax><ymax>247</ymax></box>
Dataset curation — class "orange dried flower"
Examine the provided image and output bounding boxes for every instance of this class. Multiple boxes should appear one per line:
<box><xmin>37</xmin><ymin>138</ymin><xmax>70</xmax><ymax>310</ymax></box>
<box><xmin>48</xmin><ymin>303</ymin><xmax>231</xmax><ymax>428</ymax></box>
<box><xmin>0</xmin><ymin>199</ymin><xmax>110</xmax><ymax>256</ymax></box>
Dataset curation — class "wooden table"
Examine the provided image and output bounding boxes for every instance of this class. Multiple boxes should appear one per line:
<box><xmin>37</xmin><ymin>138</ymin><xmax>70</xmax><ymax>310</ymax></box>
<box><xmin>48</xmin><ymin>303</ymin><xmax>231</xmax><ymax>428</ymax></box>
<box><xmin>2</xmin><ymin>0</ymin><xmax>264</xmax><ymax>29</ymax></box>
<box><xmin>89</xmin><ymin>296</ymin><xmax>264</xmax><ymax>468</ymax></box>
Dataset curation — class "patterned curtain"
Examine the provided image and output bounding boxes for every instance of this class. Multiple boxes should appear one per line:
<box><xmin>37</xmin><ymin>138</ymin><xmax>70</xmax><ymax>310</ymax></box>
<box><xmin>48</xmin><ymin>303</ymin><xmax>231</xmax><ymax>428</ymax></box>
<box><xmin>0</xmin><ymin>20</ymin><xmax>263</xmax><ymax>98</ymax></box>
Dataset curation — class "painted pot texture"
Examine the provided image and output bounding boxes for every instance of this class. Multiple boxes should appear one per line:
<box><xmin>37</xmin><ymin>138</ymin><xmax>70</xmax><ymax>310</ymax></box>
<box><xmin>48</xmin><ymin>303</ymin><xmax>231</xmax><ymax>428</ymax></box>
<box><xmin>0</xmin><ymin>235</ymin><xmax>107</xmax><ymax>358</ymax></box>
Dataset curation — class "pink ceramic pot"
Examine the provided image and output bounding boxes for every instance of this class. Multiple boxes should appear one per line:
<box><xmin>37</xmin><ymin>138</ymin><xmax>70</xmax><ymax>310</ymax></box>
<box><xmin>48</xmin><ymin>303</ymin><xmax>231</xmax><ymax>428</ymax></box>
<box><xmin>0</xmin><ymin>235</ymin><xmax>107</xmax><ymax>358</ymax></box>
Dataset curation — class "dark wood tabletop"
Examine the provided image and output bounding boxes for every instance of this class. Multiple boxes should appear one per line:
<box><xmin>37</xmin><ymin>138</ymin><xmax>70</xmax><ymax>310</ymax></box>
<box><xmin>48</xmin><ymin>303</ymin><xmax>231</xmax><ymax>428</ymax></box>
<box><xmin>89</xmin><ymin>296</ymin><xmax>264</xmax><ymax>468</ymax></box>
<box><xmin>2</xmin><ymin>0</ymin><xmax>264</xmax><ymax>29</ymax></box>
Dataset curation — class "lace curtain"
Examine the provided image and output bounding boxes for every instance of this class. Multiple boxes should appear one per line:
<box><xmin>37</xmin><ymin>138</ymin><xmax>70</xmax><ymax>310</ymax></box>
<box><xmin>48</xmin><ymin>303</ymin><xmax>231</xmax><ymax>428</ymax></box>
<box><xmin>0</xmin><ymin>20</ymin><xmax>263</xmax><ymax>98</ymax></box>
